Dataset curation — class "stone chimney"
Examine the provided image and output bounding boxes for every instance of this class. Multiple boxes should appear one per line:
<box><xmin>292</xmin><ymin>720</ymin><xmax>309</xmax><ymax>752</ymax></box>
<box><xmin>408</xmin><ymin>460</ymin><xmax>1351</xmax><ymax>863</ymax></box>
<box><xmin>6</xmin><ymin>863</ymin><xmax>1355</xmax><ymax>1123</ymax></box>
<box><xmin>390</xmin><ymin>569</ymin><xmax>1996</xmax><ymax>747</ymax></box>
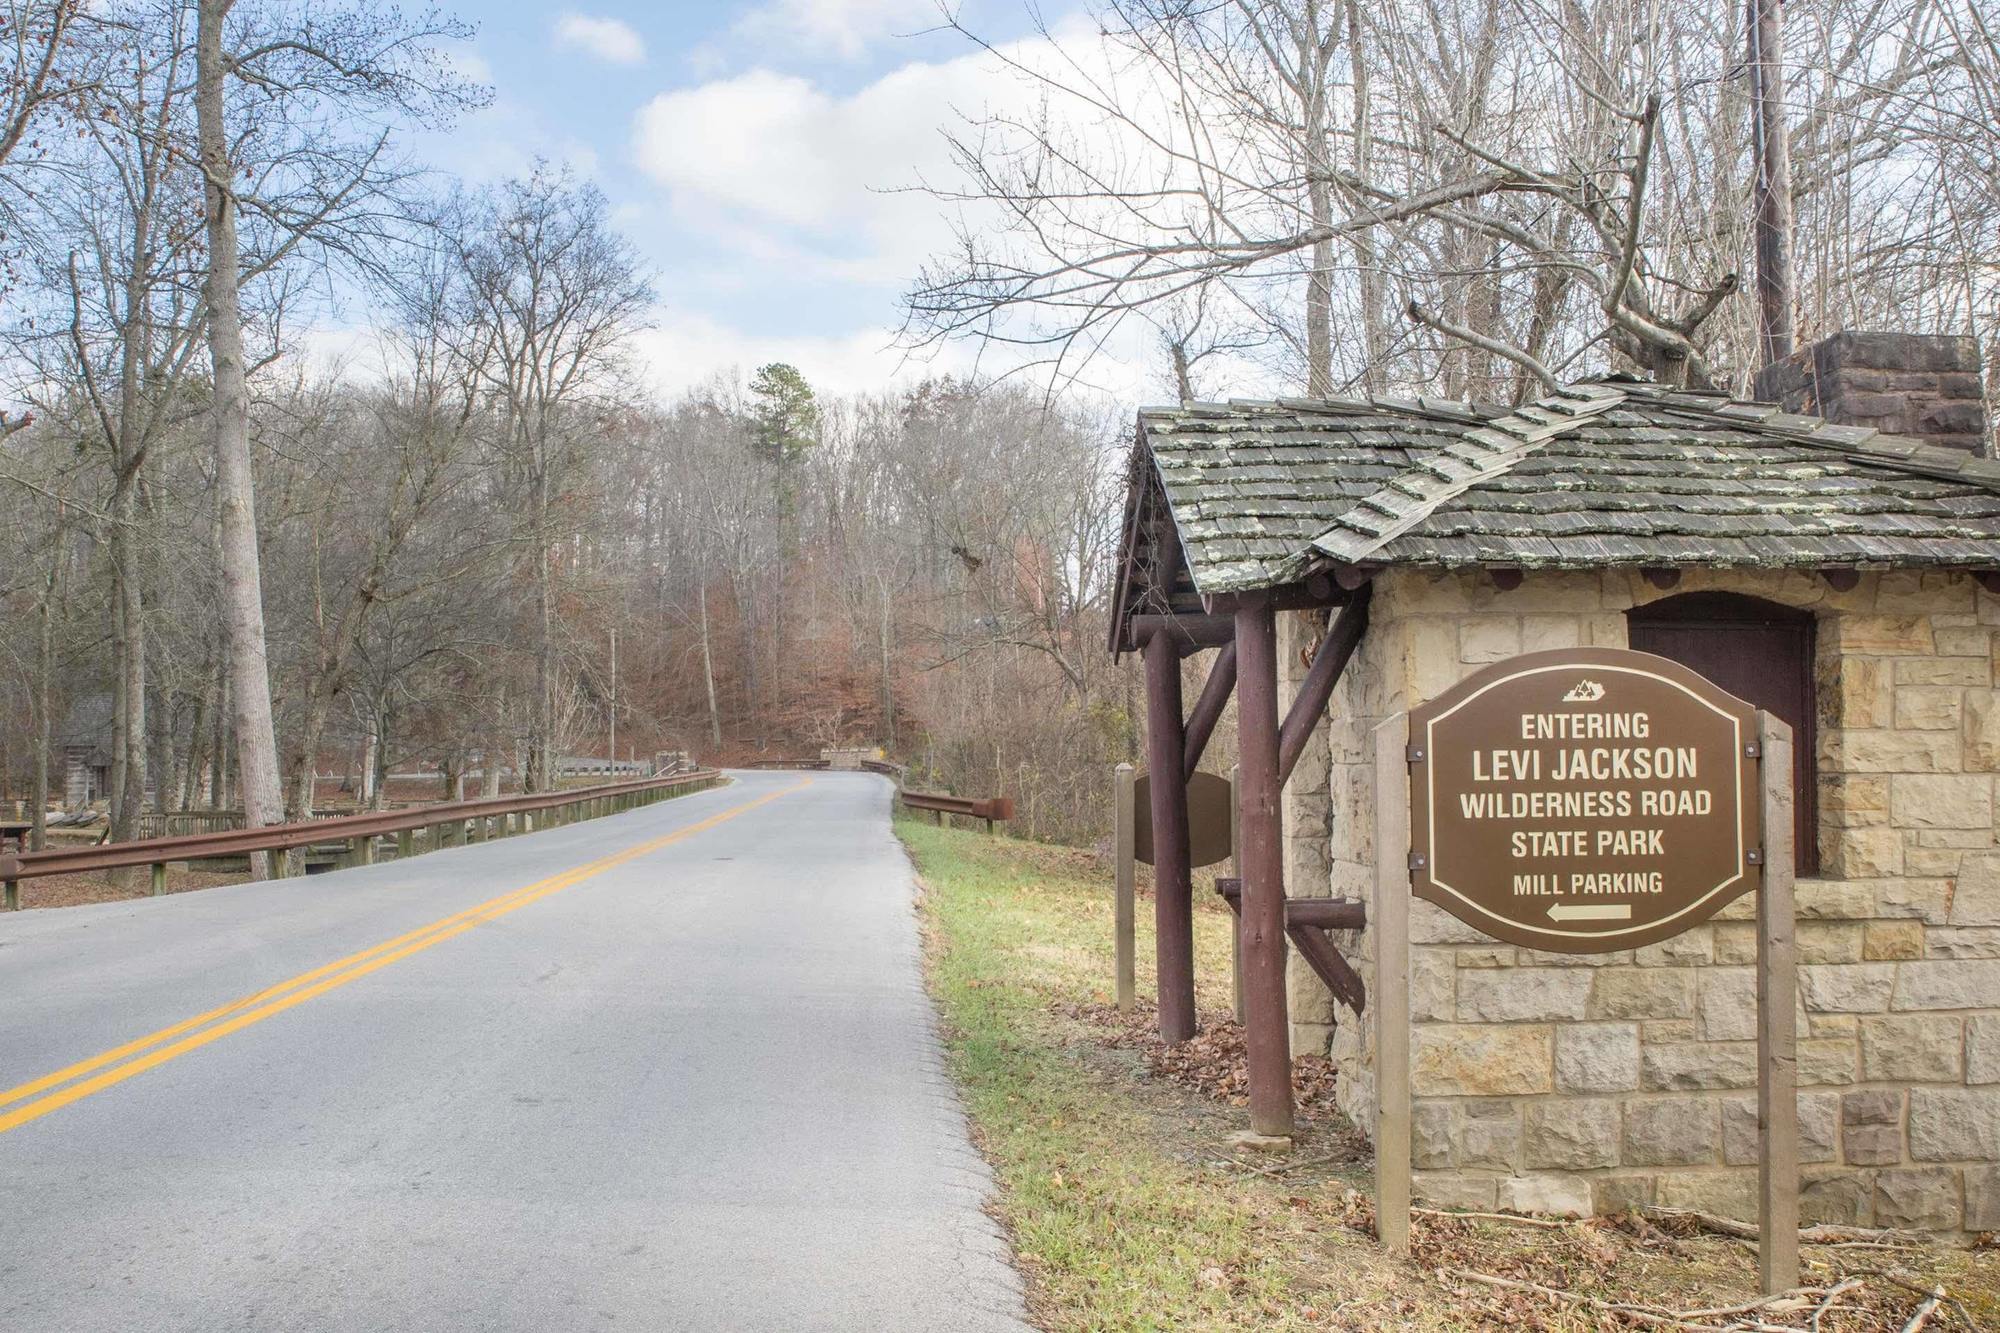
<box><xmin>1753</xmin><ymin>331</ymin><xmax>1989</xmax><ymax>456</ymax></box>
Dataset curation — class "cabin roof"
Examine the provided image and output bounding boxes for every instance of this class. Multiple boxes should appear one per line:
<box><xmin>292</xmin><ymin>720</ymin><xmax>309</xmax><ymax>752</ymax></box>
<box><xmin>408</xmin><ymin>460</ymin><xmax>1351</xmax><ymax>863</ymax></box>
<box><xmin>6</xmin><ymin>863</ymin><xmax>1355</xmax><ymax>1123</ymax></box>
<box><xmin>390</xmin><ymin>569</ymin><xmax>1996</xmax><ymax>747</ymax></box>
<box><xmin>1122</xmin><ymin>378</ymin><xmax>2000</xmax><ymax>603</ymax></box>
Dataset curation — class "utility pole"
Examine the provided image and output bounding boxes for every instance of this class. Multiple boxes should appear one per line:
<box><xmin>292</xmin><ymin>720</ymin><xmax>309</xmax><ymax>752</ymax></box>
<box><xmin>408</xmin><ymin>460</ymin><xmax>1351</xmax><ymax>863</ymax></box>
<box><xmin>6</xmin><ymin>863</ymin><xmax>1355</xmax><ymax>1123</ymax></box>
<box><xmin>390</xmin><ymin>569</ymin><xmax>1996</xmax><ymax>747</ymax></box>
<box><xmin>608</xmin><ymin>627</ymin><xmax>618</xmax><ymax>767</ymax></box>
<box><xmin>1747</xmin><ymin>0</ymin><xmax>1796</xmax><ymax>368</ymax></box>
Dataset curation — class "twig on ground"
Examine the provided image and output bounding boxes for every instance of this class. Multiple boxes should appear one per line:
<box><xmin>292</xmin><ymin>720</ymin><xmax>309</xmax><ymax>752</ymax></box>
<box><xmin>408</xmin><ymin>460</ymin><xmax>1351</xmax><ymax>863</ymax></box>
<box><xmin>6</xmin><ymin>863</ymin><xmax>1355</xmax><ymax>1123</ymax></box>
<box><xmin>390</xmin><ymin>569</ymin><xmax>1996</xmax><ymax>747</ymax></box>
<box><xmin>1207</xmin><ymin>1154</ymin><xmax>1287</xmax><ymax>1180</ymax></box>
<box><xmin>1807</xmin><ymin>1277</ymin><xmax>1861</xmax><ymax>1331</ymax></box>
<box><xmin>1899</xmin><ymin>1284</ymin><xmax>1943</xmax><ymax>1333</ymax></box>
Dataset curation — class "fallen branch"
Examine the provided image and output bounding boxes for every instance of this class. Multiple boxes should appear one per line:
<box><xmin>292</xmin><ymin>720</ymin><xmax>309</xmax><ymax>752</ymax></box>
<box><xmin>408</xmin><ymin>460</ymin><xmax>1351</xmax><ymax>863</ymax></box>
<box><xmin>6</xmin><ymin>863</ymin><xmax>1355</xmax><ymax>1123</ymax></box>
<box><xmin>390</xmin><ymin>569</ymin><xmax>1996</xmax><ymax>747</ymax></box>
<box><xmin>1446</xmin><ymin>1267</ymin><xmax>1819</xmax><ymax>1332</ymax></box>
<box><xmin>1645</xmin><ymin>1206</ymin><xmax>1757</xmax><ymax>1239</ymax></box>
<box><xmin>1900</xmin><ymin>1285</ymin><xmax>1943</xmax><ymax>1333</ymax></box>
<box><xmin>1414</xmin><ymin>1206</ymin><xmax>1569</xmax><ymax>1230</ymax></box>
<box><xmin>1643</xmin><ymin>1206</ymin><xmax>1927</xmax><ymax>1248</ymax></box>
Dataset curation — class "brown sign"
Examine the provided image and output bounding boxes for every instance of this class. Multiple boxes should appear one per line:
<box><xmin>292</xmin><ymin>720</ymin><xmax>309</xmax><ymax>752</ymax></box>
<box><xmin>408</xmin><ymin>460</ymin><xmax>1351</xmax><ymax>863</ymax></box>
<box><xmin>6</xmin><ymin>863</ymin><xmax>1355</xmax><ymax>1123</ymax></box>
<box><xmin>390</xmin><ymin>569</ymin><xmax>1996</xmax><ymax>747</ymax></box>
<box><xmin>1135</xmin><ymin>769</ymin><xmax>1233</xmax><ymax>869</ymax></box>
<box><xmin>1408</xmin><ymin>647</ymin><xmax>1761</xmax><ymax>952</ymax></box>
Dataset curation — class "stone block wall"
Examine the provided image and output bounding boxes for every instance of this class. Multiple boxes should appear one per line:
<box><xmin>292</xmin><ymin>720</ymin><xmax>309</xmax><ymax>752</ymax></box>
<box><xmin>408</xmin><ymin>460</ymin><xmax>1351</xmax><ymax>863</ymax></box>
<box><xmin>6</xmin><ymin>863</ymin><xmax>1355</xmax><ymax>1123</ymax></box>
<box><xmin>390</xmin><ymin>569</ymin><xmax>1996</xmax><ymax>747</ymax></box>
<box><xmin>1308</xmin><ymin>566</ymin><xmax>2000</xmax><ymax>1237</ymax></box>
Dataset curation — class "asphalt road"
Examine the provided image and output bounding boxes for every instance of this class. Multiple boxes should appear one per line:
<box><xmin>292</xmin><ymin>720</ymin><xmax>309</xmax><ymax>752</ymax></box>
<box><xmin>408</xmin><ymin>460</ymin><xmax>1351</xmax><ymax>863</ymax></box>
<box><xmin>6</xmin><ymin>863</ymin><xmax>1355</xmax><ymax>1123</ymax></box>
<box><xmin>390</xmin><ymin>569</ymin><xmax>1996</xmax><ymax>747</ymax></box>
<box><xmin>0</xmin><ymin>772</ymin><xmax>1029</xmax><ymax>1332</ymax></box>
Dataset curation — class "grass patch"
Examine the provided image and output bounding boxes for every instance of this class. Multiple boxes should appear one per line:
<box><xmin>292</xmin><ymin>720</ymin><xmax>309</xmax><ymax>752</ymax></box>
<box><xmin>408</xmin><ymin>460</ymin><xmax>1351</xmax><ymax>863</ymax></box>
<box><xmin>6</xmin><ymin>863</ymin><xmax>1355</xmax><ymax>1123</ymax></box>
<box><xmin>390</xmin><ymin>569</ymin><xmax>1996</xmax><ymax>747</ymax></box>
<box><xmin>900</xmin><ymin>817</ymin><xmax>1999</xmax><ymax>1331</ymax></box>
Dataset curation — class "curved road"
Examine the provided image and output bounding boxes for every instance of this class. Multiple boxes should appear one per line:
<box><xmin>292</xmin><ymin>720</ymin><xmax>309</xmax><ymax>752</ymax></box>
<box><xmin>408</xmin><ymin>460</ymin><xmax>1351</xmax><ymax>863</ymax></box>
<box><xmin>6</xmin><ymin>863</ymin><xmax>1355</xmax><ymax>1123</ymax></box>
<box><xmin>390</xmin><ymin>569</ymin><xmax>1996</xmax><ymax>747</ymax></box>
<box><xmin>0</xmin><ymin>772</ymin><xmax>1029</xmax><ymax>1332</ymax></box>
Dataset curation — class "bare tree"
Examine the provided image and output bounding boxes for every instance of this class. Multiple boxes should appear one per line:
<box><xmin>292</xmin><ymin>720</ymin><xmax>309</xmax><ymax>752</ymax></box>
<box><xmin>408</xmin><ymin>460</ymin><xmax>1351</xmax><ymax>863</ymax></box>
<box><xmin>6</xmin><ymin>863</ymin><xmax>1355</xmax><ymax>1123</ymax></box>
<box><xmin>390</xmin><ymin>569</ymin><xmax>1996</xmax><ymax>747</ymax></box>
<box><xmin>453</xmin><ymin>163</ymin><xmax>651</xmax><ymax>790</ymax></box>
<box><xmin>907</xmin><ymin>0</ymin><xmax>1988</xmax><ymax>398</ymax></box>
<box><xmin>194</xmin><ymin>0</ymin><xmax>480</xmax><ymax>855</ymax></box>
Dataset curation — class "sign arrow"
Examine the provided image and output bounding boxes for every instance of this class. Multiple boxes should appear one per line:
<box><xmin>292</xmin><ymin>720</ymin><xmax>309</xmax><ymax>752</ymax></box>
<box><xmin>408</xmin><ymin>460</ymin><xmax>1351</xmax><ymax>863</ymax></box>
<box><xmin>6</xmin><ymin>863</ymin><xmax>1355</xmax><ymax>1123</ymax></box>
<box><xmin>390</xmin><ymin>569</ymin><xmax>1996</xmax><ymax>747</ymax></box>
<box><xmin>1548</xmin><ymin>902</ymin><xmax>1633</xmax><ymax>922</ymax></box>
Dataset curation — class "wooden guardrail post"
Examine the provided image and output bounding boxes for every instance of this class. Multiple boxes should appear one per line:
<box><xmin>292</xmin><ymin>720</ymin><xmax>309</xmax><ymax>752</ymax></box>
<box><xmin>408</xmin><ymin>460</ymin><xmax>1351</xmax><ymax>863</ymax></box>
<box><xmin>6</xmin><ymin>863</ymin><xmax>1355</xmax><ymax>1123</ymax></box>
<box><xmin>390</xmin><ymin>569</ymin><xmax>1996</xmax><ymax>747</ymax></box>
<box><xmin>397</xmin><ymin>829</ymin><xmax>414</xmax><ymax>859</ymax></box>
<box><xmin>150</xmin><ymin>862</ymin><xmax>167</xmax><ymax>897</ymax></box>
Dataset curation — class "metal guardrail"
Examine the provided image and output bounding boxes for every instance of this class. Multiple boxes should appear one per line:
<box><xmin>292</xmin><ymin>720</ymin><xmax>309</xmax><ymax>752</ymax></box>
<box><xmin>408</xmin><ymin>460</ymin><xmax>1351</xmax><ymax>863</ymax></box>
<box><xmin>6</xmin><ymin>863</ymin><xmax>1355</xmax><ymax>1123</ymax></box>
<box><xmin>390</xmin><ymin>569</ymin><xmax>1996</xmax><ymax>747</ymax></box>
<box><xmin>738</xmin><ymin>754</ymin><xmax>1010</xmax><ymax>832</ymax></box>
<box><xmin>898</xmin><ymin>790</ymin><xmax>1015</xmax><ymax>831</ymax></box>
<box><xmin>0</xmin><ymin>769</ymin><xmax>723</xmax><ymax>911</ymax></box>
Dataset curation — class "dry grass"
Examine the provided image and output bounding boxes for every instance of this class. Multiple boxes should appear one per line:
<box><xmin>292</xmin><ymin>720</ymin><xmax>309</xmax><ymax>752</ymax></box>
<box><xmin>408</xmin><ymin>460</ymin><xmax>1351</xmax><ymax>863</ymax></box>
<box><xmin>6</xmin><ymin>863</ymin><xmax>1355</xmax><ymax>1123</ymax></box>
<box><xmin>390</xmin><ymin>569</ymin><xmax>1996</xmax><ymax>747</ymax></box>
<box><xmin>900</xmin><ymin>818</ymin><xmax>2000</xmax><ymax>1331</ymax></box>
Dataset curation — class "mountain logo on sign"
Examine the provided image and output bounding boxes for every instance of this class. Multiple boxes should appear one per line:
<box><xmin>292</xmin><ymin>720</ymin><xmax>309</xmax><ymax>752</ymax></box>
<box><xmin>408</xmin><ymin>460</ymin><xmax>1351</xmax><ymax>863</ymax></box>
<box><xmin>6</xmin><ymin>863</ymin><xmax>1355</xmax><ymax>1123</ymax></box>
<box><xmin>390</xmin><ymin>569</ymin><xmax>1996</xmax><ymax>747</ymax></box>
<box><xmin>1561</xmin><ymin>679</ymin><xmax>1606</xmax><ymax>703</ymax></box>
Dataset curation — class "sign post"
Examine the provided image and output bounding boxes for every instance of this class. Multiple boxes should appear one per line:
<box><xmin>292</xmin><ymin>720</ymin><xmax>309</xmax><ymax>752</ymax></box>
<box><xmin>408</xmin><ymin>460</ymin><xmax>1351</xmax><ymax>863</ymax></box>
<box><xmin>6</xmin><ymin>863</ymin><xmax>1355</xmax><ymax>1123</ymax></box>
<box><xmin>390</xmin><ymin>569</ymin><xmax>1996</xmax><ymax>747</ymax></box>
<box><xmin>1372</xmin><ymin>649</ymin><xmax>1796</xmax><ymax>1292</ymax></box>
<box><xmin>1757</xmin><ymin>713</ymin><xmax>1800</xmax><ymax>1292</ymax></box>
<box><xmin>1373</xmin><ymin>716</ymin><xmax>1412</xmax><ymax>1256</ymax></box>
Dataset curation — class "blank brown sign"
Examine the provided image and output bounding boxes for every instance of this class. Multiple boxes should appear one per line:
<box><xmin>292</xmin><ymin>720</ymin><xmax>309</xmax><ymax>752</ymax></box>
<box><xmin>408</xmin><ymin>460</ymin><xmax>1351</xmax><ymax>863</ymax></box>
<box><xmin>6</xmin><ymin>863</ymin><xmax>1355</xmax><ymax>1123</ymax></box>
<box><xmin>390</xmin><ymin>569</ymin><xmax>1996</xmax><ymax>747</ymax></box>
<box><xmin>1134</xmin><ymin>769</ymin><xmax>1233</xmax><ymax>869</ymax></box>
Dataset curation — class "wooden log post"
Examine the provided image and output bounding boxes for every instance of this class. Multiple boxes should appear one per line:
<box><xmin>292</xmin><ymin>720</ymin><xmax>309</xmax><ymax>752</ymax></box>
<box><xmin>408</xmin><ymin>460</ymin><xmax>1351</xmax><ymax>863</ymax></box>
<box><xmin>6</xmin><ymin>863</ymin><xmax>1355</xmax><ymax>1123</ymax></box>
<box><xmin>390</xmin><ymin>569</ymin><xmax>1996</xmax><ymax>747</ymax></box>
<box><xmin>356</xmin><ymin>834</ymin><xmax>376</xmax><ymax>867</ymax></box>
<box><xmin>1143</xmin><ymin>627</ymin><xmax>1197</xmax><ymax>1044</ymax></box>
<box><xmin>1114</xmin><ymin>762</ymin><xmax>1136</xmax><ymax>1012</ymax></box>
<box><xmin>1234</xmin><ymin>601</ymin><xmax>1293</xmax><ymax>1138</ymax></box>
<box><xmin>1182</xmin><ymin>641</ymin><xmax>1239</xmax><ymax>782</ymax></box>
<box><xmin>1372</xmin><ymin>713</ymin><xmax>1413</xmax><ymax>1253</ymax></box>
<box><xmin>1230</xmin><ymin>764</ymin><xmax>1245</xmax><ymax>1023</ymax></box>
<box><xmin>397</xmin><ymin>829</ymin><xmax>414</xmax><ymax>860</ymax></box>
<box><xmin>1758</xmin><ymin>712</ymin><xmax>1800</xmax><ymax>1294</ymax></box>
<box><xmin>151</xmin><ymin>862</ymin><xmax>167</xmax><ymax>897</ymax></box>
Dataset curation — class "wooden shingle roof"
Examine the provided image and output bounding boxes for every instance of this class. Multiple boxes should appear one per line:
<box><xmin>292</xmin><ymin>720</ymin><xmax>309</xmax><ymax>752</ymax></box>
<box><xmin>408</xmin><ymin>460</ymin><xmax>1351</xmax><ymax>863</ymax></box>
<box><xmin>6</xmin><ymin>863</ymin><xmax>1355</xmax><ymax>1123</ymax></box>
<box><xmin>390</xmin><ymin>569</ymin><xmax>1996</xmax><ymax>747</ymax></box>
<box><xmin>1134</xmin><ymin>379</ymin><xmax>2000</xmax><ymax>595</ymax></box>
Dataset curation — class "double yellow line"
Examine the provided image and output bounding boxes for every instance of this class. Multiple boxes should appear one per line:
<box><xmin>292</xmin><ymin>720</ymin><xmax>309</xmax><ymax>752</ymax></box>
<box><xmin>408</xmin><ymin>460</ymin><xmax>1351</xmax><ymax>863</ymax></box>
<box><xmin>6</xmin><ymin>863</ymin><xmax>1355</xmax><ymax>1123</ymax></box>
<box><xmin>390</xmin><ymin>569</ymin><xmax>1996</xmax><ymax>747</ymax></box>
<box><xmin>0</xmin><ymin>778</ymin><xmax>808</xmax><ymax>1136</ymax></box>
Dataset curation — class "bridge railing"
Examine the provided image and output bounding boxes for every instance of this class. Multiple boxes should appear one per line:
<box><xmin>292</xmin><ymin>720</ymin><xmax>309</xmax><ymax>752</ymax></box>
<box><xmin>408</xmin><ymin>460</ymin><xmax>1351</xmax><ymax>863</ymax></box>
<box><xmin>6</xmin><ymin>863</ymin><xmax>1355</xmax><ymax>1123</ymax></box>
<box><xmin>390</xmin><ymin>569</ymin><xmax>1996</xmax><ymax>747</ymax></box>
<box><xmin>0</xmin><ymin>769</ymin><xmax>723</xmax><ymax>911</ymax></box>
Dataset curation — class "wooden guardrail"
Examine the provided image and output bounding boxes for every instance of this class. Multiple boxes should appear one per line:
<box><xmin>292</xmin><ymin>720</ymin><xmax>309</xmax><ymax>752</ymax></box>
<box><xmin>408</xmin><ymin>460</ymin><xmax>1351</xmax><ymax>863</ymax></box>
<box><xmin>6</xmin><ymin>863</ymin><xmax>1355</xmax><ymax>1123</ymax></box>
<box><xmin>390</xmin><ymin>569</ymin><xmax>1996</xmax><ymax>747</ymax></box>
<box><xmin>0</xmin><ymin>769</ymin><xmax>723</xmax><ymax>911</ymax></box>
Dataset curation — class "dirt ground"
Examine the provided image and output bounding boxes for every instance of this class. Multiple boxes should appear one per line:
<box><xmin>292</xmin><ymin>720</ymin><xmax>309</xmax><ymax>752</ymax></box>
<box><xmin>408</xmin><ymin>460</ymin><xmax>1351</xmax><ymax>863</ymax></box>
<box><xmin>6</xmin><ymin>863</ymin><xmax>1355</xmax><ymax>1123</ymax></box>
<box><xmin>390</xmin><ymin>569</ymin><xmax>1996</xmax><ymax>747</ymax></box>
<box><xmin>10</xmin><ymin>864</ymin><xmax>243</xmax><ymax>910</ymax></box>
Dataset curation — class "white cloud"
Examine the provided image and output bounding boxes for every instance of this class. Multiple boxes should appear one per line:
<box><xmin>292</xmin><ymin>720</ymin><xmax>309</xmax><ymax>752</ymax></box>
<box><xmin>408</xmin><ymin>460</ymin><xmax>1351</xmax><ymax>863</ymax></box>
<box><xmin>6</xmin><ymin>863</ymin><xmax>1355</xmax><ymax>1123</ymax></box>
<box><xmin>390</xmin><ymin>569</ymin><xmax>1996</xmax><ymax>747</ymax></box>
<box><xmin>630</xmin><ymin>309</ymin><xmax>976</xmax><ymax>400</ymax></box>
<box><xmin>554</xmin><ymin>13</ymin><xmax>647</xmax><ymax>66</ymax></box>
<box><xmin>443</xmin><ymin>43</ymin><xmax>492</xmax><ymax>87</ymax></box>
<box><xmin>625</xmin><ymin>13</ymin><xmax>1199</xmax><ymax>400</ymax></box>
<box><xmin>629</xmin><ymin>29</ymin><xmax>1073</xmax><ymax>275</ymax></box>
<box><xmin>732</xmin><ymin>0</ymin><xmax>938</xmax><ymax>61</ymax></box>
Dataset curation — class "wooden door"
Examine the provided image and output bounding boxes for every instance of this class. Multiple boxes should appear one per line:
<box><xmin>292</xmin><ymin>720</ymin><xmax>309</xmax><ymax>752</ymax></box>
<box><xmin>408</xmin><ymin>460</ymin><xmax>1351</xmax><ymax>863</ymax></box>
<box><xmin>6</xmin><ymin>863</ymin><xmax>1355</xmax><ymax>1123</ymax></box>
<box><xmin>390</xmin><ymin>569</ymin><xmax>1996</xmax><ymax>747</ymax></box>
<box><xmin>1629</xmin><ymin>593</ymin><xmax>1818</xmax><ymax>875</ymax></box>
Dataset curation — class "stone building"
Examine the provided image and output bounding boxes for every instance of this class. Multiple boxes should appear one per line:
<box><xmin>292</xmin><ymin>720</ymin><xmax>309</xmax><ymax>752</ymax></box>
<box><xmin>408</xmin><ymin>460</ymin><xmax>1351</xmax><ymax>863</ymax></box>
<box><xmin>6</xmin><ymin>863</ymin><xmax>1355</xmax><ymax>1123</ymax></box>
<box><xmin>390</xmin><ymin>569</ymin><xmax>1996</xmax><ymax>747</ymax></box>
<box><xmin>1109</xmin><ymin>331</ymin><xmax>2000</xmax><ymax>1237</ymax></box>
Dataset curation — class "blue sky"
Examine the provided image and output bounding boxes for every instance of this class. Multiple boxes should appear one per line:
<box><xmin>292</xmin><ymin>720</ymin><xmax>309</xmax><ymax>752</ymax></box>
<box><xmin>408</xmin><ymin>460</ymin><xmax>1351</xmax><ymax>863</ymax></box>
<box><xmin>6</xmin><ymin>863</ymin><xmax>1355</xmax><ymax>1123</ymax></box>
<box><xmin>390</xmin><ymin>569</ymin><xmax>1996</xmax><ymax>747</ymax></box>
<box><xmin>398</xmin><ymin>2</ymin><xmax>1108</xmax><ymax>399</ymax></box>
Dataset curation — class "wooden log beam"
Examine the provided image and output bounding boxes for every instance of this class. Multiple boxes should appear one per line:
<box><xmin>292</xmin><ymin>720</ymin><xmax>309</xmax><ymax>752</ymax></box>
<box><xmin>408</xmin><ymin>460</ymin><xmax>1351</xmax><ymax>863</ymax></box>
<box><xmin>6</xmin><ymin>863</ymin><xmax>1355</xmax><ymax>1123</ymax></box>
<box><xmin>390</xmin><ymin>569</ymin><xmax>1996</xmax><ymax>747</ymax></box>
<box><xmin>1126</xmin><ymin>613</ymin><xmax>1234</xmax><ymax>654</ymax></box>
<box><xmin>1286</xmin><ymin>923</ymin><xmax>1367</xmax><ymax>1014</ymax></box>
<box><xmin>1277</xmin><ymin>585</ymin><xmax>1372</xmax><ymax>786</ymax></box>
<box><xmin>1200</xmin><ymin>577</ymin><xmax>1354</xmax><ymax>616</ymax></box>
<box><xmin>1182</xmin><ymin>642</ymin><xmax>1239</xmax><ymax>781</ymax></box>
<box><xmin>1284</xmin><ymin>897</ymin><xmax>1366</xmax><ymax>931</ymax></box>
<box><xmin>1143</xmin><ymin>627</ymin><xmax>1198</xmax><ymax>1045</ymax></box>
<box><xmin>1233</xmin><ymin>601</ymin><xmax>1294</xmax><ymax>1138</ymax></box>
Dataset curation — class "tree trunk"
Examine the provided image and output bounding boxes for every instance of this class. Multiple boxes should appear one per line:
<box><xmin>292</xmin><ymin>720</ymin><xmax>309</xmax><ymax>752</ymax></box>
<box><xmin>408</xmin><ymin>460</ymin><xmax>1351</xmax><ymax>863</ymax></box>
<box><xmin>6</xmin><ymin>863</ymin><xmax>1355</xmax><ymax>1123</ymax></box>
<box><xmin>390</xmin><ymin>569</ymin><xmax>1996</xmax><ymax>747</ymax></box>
<box><xmin>530</xmin><ymin>467</ymin><xmax>555</xmax><ymax>792</ymax></box>
<box><xmin>208</xmin><ymin>658</ymin><xmax>230</xmax><ymax>810</ymax></box>
<box><xmin>699</xmin><ymin>579</ymin><xmax>722</xmax><ymax>748</ymax></box>
<box><xmin>1347</xmin><ymin>0</ymin><xmax>1386</xmax><ymax>394</ymax></box>
<box><xmin>370</xmin><ymin>706</ymin><xmax>391</xmax><ymax>809</ymax></box>
<box><xmin>198</xmin><ymin>0</ymin><xmax>285</xmax><ymax>874</ymax></box>
<box><xmin>1302</xmin><ymin>1</ymin><xmax>1334</xmax><ymax>396</ymax></box>
<box><xmin>181</xmin><ymin>682</ymin><xmax>210</xmax><ymax>810</ymax></box>
<box><xmin>31</xmin><ymin>547</ymin><xmax>58</xmax><ymax>852</ymax></box>
<box><xmin>878</xmin><ymin>576</ymin><xmax>895</xmax><ymax>751</ymax></box>
<box><xmin>1747</xmin><ymin>0</ymin><xmax>1796</xmax><ymax>367</ymax></box>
